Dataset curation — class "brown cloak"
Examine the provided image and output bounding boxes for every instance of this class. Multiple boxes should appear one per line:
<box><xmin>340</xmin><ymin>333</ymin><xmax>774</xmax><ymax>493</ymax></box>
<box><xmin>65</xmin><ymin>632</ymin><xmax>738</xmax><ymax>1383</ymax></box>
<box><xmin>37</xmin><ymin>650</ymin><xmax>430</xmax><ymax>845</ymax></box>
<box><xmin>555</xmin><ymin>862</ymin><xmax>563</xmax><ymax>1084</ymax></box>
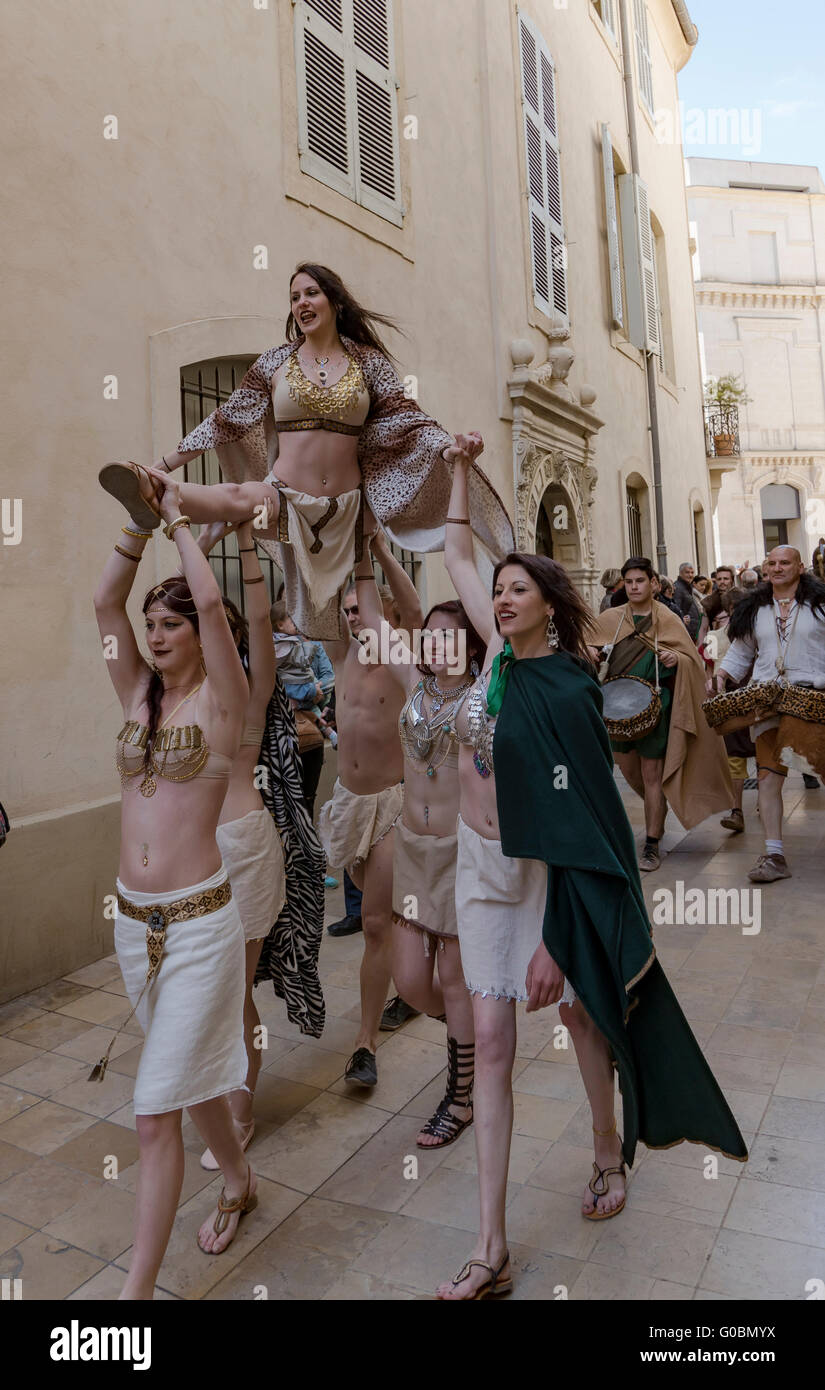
<box><xmin>589</xmin><ymin>602</ymin><xmax>734</xmax><ymax>828</ymax></box>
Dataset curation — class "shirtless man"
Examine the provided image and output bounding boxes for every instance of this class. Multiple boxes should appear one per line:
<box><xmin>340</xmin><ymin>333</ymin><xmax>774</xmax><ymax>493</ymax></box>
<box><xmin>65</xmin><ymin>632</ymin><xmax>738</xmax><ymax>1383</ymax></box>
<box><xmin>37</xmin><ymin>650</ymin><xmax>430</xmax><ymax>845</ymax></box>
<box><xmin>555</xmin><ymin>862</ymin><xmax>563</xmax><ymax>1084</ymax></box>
<box><xmin>318</xmin><ymin>526</ymin><xmax>423</xmax><ymax>1086</ymax></box>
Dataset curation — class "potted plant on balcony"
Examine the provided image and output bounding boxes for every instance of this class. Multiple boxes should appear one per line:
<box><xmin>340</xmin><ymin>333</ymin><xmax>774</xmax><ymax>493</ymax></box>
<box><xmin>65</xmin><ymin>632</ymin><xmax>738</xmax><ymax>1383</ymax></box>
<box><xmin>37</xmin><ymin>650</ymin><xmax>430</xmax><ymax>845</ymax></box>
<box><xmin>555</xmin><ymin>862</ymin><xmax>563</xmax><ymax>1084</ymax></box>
<box><xmin>703</xmin><ymin>374</ymin><xmax>751</xmax><ymax>457</ymax></box>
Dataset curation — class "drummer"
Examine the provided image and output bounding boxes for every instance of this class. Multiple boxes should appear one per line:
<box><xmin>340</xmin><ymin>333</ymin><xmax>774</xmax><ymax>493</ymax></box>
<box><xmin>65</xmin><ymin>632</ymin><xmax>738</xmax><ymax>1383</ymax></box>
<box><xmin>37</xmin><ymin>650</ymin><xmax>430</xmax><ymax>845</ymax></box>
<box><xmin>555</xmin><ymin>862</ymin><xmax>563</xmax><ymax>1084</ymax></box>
<box><xmin>589</xmin><ymin>557</ymin><xmax>734</xmax><ymax>872</ymax></box>
<box><xmin>713</xmin><ymin>545</ymin><xmax>825</xmax><ymax>884</ymax></box>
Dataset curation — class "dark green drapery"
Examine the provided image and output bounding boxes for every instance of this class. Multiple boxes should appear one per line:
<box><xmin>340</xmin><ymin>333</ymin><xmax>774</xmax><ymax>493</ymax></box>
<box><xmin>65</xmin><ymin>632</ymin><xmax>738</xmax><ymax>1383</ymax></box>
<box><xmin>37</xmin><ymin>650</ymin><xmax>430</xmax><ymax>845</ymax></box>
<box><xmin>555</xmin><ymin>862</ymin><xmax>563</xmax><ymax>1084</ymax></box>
<box><xmin>493</xmin><ymin>651</ymin><xmax>747</xmax><ymax>1167</ymax></box>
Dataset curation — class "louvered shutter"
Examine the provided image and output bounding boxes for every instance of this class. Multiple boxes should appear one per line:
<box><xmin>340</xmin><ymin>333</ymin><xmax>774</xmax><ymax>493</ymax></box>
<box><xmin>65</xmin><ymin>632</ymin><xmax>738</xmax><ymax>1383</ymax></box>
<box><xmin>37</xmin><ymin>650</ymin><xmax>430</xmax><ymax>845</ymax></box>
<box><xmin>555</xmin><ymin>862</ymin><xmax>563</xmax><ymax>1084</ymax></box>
<box><xmin>632</xmin><ymin>0</ymin><xmax>655</xmax><ymax>113</ymax></box>
<box><xmin>353</xmin><ymin>0</ymin><xmax>400</xmax><ymax>218</ymax></box>
<box><xmin>295</xmin><ymin>1</ymin><xmax>402</xmax><ymax>225</ymax></box>
<box><xmin>597</xmin><ymin>0</ymin><xmax>618</xmax><ymax>42</ymax></box>
<box><xmin>618</xmin><ymin>171</ymin><xmax>660</xmax><ymax>353</ymax></box>
<box><xmin>635</xmin><ymin>178</ymin><xmax>660</xmax><ymax>354</ymax></box>
<box><xmin>518</xmin><ymin>11</ymin><xmax>567</xmax><ymax>322</ymax></box>
<box><xmin>600</xmin><ymin>125</ymin><xmax>623</xmax><ymax>329</ymax></box>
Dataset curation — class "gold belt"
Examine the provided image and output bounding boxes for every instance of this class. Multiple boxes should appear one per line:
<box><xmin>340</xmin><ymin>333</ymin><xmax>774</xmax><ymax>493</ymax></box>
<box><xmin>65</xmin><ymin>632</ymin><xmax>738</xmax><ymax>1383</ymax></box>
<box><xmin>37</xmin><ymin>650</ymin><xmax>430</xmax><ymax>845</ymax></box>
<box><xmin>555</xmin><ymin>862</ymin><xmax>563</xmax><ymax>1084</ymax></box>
<box><xmin>274</xmin><ymin>418</ymin><xmax>361</xmax><ymax>435</ymax></box>
<box><xmin>89</xmin><ymin>879</ymin><xmax>233</xmax><ymax>1085</ymax></box>
<box><xmin>115</xmin><ymin>878</ymin><xmax>232</xmax><ymax>927</ymax></box>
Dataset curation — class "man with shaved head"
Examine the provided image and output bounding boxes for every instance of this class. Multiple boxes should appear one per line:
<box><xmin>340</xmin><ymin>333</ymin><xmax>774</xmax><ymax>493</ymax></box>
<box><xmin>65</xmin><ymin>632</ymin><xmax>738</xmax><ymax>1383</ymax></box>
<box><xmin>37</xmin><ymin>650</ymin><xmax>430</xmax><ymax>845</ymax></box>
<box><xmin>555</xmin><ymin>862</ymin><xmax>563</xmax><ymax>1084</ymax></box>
<box><xmin>713</xmin><ymin>546</ymin><xmax>825</xmax><ymax>881</ymax></box>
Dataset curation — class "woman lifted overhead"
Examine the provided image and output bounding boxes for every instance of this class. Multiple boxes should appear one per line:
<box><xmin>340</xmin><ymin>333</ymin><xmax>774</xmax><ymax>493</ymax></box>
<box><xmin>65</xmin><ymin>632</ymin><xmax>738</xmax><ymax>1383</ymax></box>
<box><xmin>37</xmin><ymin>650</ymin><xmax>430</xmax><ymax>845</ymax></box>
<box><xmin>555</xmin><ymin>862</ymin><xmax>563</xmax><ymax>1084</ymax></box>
<box><xmin>99</xmin><ymin>264</ymin><xmax>513</xmax><ymax>639</ymax></box>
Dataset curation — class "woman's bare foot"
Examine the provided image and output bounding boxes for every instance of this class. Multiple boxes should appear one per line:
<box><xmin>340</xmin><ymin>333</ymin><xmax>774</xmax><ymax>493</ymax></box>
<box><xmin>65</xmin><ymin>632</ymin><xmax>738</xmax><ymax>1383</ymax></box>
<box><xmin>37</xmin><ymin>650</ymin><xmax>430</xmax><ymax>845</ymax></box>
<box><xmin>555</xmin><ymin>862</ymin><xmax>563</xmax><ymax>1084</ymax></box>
<box><xmin>197</xmin><ymin>1167</ymin><xmax>257</xmax><ymax>1255</ymax></box>
<box><xmin>435</xmin><ymin>1249</ymin><xmax>510</xmax><ymax>1300</ymax></box>
<box><xmin>416</xmin><ymin>1101</ymin><xmax>473</xmax><ymax>1148</ymax></box>
<box><xmin>582</xmin><ymin>1129</ymin><xmax>626</xmax><ymax>1217</ymax></box>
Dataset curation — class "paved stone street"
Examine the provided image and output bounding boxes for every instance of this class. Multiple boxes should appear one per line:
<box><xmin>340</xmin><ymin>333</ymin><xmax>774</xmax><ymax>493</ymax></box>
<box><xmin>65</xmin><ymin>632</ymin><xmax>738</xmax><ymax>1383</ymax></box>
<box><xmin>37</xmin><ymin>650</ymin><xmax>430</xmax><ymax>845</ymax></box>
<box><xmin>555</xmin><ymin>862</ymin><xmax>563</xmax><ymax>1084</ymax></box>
<box><xmin>1</xmin><ymin>774</ymin><xmax>823</xmax><ymax>1301</ymax></box>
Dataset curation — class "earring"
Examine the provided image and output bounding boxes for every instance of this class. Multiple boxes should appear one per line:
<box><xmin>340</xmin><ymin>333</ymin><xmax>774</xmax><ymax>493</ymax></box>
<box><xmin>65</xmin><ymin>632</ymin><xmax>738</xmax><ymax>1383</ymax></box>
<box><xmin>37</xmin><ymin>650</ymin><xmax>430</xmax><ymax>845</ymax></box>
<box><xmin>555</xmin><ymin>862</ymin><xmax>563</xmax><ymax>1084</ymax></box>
<box><xmin>470</xmin><ymin>657</ymin><xmax>480</xmax><ymax>678</ymax></box>
<box><xmin>545</xmin><ymin>615</ymin><xmax>559</xmax><ymax>650</ymax></box>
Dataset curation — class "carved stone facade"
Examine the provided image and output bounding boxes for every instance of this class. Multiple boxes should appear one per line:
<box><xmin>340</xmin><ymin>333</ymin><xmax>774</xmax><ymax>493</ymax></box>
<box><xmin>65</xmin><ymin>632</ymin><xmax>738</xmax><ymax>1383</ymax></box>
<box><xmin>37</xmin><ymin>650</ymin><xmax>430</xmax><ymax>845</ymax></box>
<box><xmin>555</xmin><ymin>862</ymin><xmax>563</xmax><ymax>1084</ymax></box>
<box><xmin>508</xmin><ymin>340</ymin><xmax>604</xmax><ymax>608</ymax></box>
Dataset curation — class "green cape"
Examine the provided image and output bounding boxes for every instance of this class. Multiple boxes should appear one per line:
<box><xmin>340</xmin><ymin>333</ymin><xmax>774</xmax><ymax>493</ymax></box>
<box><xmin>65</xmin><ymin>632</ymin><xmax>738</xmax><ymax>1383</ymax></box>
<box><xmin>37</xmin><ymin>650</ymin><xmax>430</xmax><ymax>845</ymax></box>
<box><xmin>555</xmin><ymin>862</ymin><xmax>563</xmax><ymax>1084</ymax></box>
<box><xmin>494</xmin><ymin>651</ymin><xmax>747</xmax><ymax>1167</ymax></box>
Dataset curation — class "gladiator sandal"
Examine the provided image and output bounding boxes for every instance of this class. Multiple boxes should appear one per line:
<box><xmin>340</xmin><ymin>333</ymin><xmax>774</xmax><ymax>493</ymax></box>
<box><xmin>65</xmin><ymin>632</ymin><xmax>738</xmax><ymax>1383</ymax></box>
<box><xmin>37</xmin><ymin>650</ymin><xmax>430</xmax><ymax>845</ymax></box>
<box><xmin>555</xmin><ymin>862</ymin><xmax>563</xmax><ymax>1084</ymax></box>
<box><xmin>416</xmin><ymin>1036</ymin><xmax>474</xmax><ymax>1150</ymax></box>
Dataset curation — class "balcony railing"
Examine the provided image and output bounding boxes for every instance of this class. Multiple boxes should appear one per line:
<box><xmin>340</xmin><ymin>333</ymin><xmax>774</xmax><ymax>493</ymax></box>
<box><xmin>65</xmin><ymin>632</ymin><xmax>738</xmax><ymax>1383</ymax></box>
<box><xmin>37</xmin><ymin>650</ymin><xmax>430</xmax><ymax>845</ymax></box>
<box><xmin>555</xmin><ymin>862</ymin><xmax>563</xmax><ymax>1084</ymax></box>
<box><xmin>704</xmin><ymin>403</ymin><xmax>741</xmax><ymax>458</ymax></box>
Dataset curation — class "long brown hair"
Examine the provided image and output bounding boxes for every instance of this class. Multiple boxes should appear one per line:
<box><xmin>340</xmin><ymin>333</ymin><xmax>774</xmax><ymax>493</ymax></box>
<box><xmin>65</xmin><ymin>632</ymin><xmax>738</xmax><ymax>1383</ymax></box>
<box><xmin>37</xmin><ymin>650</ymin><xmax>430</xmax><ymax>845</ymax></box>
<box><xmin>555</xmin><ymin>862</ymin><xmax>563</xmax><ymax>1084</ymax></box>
<box><xmin>141</xmin><ymin>579</ymin><xmax>201</xmax><ymax>771</ymax></box>
<box><xmin>491</xmin><ymin>553</ymin><xmax>594</xmax><ymax>662</ymax></box>
<box><xmin>417</xmin><ymin>600</ymin><xmax>485</xmax><ymax>677</ymax></box>
<box><xmin>286</xmin><ymin>263</ymin><xmax>400</xmax><ymax>358</ymax></box>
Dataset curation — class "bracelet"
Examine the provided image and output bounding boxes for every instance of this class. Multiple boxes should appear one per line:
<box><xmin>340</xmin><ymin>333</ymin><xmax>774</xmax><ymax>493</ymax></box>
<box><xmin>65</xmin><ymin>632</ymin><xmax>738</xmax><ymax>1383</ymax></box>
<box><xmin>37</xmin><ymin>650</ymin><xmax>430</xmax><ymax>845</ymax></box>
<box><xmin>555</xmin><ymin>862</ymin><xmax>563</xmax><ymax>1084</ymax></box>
<box><xmin>242</xmin><ymin>575</ymin><xmax>266</xmax><ymax>585</ymax></box>
<box><xmin>159</xmin><ymin>456</ymin><xmax>171</xmax><ymax>473</ymax></box>
<box><xmin>164</xmin><ymin>515</ymin><xmax>192</xmax><ymax>540</ymax></box>
<box><xmin>238</xmin><ymin>547</ymin><xmax>256</xmax><ymax>553</ymax></box>
<box><xmin>354</xmin><ymin>572</ymin><xmax>376</xmax><ymax>582</ymax></box>
<box><xmin>114</xmin><ymin>544</ymin><xmax>142</xmax><ymax>563</ymax></box>
<box><xmin>121</xmin><ymin>525</ymin><xmax>151</xmax><ymax>540</ymax></box>
<box><xmin>446</xmin><ymin>517</ymin><xmax>471</xmax><ymax>526</ymax></box>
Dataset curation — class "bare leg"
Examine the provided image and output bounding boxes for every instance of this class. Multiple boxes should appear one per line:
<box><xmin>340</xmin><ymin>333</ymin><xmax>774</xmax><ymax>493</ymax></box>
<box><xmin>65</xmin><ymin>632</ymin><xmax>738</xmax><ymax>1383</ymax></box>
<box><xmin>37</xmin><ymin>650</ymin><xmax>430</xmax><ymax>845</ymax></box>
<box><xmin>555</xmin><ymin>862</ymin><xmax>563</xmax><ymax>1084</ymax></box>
<box><xmin>119</xmin><ymin>1110</ymin><xmax>185</xmax><ymax>1300</ymax></box>
<box><xmin>350</xmin><ymin>830</ymin><xmax>395</xmax><ymax>1055</ymax></box>
<box><xmin>561</xmin><ymin>999</ymin><xmax>625</xmax><ymax>1216</ymax></box>
<box><xmin>230</xmin><ymin>939</ymin><xmax>266</xmax><ymax>1125</ymax></box>
<box><xmin>436</xmin><ymin>994</ymin><xmax>514</xmax><ymax>1299</ymax></box>
<box><xmin>390</xmin><ymin>917</ymin><xmax>442</xmax><ymax>1016</ymax></box>
<box><xmin>614</xmin><ymin>749</ymin><xmax>644</xmax><ymax>800</ymax></box>
<box><xmin>639</xmin><ymin>756</ymin><xmax>667</xmax><ymax>839</ymax></box>
<box><xmin>187</xmin><ymin>1094</ymin><xmax>257</xmax><ymax>1254</ymax></box>
<box><xmin>417</xmin><ymin>937</ymin><xmax>475</xmax><ymax>1148</ymax></box>
<box><xmin>731</xmin><ymin>776</ymin><xmax>745</xmax><ymax>811</ymax></box>
<box><xmin>757</xmin><ymin>767</ymin><xmax>785</xmax><ymax>841</ymax></box>
<box><xmin>175</xmin><ymin>479</ymin><xmax>277</xmax><ymax>532</ymax></box>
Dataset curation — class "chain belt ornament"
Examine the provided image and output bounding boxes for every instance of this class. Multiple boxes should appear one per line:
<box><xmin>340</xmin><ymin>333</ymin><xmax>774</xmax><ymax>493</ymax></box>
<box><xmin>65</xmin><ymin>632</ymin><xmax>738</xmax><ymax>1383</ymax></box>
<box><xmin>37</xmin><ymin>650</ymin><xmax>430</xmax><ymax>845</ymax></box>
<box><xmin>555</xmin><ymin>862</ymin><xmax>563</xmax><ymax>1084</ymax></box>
<box><xmin>87</xmin><ymin>880</ymin><xmax>233</xmax><ymax>1084</ymax></box>
<box><xmin>274</xmin><ymin>418</ymin><xmax>361</xmax><ymax>435</ymax></box>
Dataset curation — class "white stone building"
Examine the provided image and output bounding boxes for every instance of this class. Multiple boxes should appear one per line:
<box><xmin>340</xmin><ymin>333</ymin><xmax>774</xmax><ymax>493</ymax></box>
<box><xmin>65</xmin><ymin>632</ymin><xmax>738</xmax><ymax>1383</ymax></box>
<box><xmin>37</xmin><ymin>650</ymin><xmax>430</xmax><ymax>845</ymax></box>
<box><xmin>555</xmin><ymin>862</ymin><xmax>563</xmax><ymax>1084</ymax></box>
<box><xmin>688</xmin><ymin>157</ymin><xmax>825</xmax><ymax>568</ymax></box>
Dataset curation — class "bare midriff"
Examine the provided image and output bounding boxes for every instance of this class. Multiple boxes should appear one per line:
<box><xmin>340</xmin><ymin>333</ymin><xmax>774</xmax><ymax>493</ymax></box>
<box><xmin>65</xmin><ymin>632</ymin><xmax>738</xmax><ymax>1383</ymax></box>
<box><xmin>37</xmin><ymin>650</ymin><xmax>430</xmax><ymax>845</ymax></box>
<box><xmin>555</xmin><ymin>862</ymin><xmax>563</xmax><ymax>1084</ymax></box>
<box><xmin>457</xmin><ymin>744</ymin><xmax>500</xmax><ymax>840</ymax></box>
<box><xmin>402</xmin><ymin>758</ymin><xmax>460</xmax><ymax>839</ymax></box>
<box><xmin>219</xmin><ymin>745</ymin><xmax>265</xmax><ymax>827</ymax></box>
<box><xmin>273</xmin><ymin>428</ymin><xmax>361</xmax><ymax>497</ymax></box>
<box><xmin>119</xmin><ymin>777</ymin><xmax>227</xmax><ymax>893</ymax></box>
<box><xmin>336</xmin><ymin>649</ymin><xmax>404</xmax><ymax>796</ymax></box>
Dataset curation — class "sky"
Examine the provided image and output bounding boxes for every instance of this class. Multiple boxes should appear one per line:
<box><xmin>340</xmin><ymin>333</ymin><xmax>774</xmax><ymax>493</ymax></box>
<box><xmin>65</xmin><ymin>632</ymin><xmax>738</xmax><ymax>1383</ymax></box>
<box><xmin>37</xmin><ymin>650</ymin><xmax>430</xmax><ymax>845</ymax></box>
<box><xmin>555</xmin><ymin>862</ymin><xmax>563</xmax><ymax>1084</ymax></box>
<box><xmin>677</xmin><ymin>0</ymin><xmax>825</xmax><ymax>177</ymax></box>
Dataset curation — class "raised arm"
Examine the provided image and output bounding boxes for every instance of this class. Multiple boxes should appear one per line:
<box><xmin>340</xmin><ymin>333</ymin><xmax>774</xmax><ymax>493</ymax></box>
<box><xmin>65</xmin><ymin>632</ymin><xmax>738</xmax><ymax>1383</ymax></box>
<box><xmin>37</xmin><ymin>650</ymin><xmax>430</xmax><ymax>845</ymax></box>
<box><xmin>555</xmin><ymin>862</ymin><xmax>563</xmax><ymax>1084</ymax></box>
<box><xmin>352</xmin><ymin>539</ymin><xmax>414</xmax><ymax>692</ymax></box>
<box><xmin>370</xmin><ymin>528</ymin><xmax>423</xmax><ymax>635</ymax></box>
<box><xmin>155</xmin><ymin>478</ymin><xmax>248</xmax><ymax>721</ymax></box>
<box><xmin>93</xmin><ymin>520</ymin><xmax>154</xmax><ymax>710</ymax></box>
<box><xmin>237</xmin><ymin>522</ymin><xmax>276</xmax><ymax>715</ymax></box>
<box><xmin>444</xmin><ymin>448</ymin><xmax>496</xmax><ymax>645</ymax></box>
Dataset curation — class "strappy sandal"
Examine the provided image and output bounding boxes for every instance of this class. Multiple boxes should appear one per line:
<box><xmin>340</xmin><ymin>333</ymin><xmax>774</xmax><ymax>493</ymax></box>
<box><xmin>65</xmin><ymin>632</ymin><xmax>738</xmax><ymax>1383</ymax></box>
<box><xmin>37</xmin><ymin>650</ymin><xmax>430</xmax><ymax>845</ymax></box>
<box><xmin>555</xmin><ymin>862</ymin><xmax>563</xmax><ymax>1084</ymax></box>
<box><xmin>583</xmin><ymin>1118</ymin><xmax>626</xmax><ymax>1222</ymax></box>
<box><xmin>199</xmin><ymin>1165</ymin><xmax>258</xmax><ymax>1254</ymax></box>
<box><xmin>99</xmin><ymin>461</ymin><xmax>163</xmax><ymax>530</ymax></box>
<box><xmin>200</xmin><ymin>1118</ymin><xmax>255</xmax><ymax>1172</ymax></box>
<box><xmin>443</xmin><ymin>1251</ymin><xmax>512</xmax><ymax>1300</ymax></box>
<box><xmin>417</xmin><ymin>1037</ymin><xmax>474</xmax><ymax>1150</ymax></box>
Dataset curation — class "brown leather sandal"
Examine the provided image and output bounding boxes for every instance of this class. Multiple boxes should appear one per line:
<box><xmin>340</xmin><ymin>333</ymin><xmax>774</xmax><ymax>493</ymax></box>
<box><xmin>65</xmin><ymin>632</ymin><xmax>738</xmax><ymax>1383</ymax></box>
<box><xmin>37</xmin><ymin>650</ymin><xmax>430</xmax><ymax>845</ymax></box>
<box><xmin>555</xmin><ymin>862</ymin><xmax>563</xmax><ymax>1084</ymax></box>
<box><xmin>443</xmin><ymin>1251</ymin><xmax>512</xmax><ymax>1300</ymax></box>
<box><xmin>200</xmin><ymin>1165</ymin><xmax>258</xmax><ymax>1254</ymax></box>
<box><xmin>583</xmin><ymin>1118</ymin><xmax>626</xmax><ymax>1221</ymax></box>
<box><xmin>99</xmin><ymin>461</ymin><xmax>163</xmax><ymax>530</ymax></box>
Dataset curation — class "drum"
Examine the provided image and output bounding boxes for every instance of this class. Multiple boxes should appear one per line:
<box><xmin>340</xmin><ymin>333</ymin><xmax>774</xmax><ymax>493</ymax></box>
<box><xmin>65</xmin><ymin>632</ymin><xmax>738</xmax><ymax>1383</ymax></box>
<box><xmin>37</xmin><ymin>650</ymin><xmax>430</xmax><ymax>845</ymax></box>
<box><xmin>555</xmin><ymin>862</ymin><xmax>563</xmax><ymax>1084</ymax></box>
<box><xmin>601</xmin><ymin>676</ymin><xmax>661</xmax><ymax>741</ymax></box>
<box><xmin>701</xmin><ymin>680</ymin><xmax>781</xmax><ymax>735</ymax></box>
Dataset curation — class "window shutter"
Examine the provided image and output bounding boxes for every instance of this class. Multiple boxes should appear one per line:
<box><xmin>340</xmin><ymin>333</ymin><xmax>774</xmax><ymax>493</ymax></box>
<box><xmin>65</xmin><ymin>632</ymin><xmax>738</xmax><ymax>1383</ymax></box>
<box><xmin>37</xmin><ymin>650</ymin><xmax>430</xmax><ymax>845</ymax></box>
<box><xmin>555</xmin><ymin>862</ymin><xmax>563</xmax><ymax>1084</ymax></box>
<box><xmin>636</xmin><ymin>178</ymin><xmax>660</xmax><ymax>355</ymax></box>
<box><xmin>618</xmin><ymin>171</ymin><xmax>659</xmax><ymax>353</ymax></box>
<box><xmin>518</xmin><ymin>11</ymin><xmax>567</xmax><ymax>322</ymax></box>
<box><xmin>600</xmin><ymin>124</ymin><xmax>623</xmax><ymax>329</ymax></box>
<box><xmin>596</xmin><ymin>0</ymin><xmax>618</xmax><ymax>42</ymax></box>
<box><xmin>632</xmin><ymin>0</ymin><xmax>655</xmax><ymax>112</ymax></box>
<box><xmin>295</xmin><ymin>0</ymin><xmax>402</xmax><ymax>225</ymax></box>
<box><xmin>352</xmin><ymin>0</ymin><xmax>400</xmax><ymax>218</ymax></box>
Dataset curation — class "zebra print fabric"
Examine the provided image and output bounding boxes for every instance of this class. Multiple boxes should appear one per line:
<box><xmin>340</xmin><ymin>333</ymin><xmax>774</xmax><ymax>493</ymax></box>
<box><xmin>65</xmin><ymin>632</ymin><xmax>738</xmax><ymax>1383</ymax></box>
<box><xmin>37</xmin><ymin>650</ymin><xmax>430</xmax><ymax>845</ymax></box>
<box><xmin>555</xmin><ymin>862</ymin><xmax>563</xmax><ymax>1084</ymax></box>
<box><xmin>254</xmin><ymin>674</ymin><xmax>326</xmax><ymax>1038</ymax></box>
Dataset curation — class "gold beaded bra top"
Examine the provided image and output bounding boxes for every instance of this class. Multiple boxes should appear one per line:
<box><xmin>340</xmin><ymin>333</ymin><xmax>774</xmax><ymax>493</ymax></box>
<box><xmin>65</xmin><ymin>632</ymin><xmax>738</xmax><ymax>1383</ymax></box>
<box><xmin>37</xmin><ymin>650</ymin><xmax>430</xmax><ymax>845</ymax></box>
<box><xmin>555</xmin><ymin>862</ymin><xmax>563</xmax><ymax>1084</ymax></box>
<box><xmin>272</xmin><ymin>352</ymin><xmax>370</xmax><ymax>437</ymax></box>
<box><xmin>116</xmin><ymin>690</ymin><xmax>233</xmax><ymax>798</ymax></box>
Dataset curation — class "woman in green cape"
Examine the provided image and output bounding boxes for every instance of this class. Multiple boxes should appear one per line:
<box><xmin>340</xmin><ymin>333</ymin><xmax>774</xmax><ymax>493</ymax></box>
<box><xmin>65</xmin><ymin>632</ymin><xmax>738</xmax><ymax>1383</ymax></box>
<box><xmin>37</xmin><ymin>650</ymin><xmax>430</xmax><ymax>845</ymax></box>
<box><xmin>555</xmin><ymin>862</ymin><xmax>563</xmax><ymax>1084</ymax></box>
<box><xmin>436</xmin><ymin>453</ymin><xmax>746</xmax><ymax>1302</ymax></box>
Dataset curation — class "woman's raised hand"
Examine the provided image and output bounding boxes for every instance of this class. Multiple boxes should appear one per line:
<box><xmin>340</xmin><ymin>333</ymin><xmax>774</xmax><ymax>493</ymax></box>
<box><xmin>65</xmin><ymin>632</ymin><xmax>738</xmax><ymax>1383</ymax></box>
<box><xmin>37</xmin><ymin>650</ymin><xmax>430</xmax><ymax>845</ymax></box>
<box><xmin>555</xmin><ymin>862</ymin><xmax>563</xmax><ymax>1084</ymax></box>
<box><xmin>147</xmin><ymin>469</ymin><xmax>182</xmax><ymax>524</ymax></box>
<box><xmin>442</xmin><ymin>430</ymin><xmax>484</xmax><ymax>466</ymax></box>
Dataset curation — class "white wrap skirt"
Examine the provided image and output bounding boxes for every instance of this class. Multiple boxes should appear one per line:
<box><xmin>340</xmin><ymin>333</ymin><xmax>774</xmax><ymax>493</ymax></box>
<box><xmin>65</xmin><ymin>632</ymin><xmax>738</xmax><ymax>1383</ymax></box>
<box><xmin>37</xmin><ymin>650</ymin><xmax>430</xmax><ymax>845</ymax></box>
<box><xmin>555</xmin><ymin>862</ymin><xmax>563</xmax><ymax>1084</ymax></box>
<box><xmin>216</xmin><ymin>809</ymin><xmax>286</xmax><ymax>943</ymax></box>
<box><xmin>455</xmin><ymin>816</ymin><xmax>577</xmax><ymax>1005</ymax></box>
<box><xmin>114</xmin><ymin>866</ymin><xmax>247</xmax><ymax>1114</ymax></box>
